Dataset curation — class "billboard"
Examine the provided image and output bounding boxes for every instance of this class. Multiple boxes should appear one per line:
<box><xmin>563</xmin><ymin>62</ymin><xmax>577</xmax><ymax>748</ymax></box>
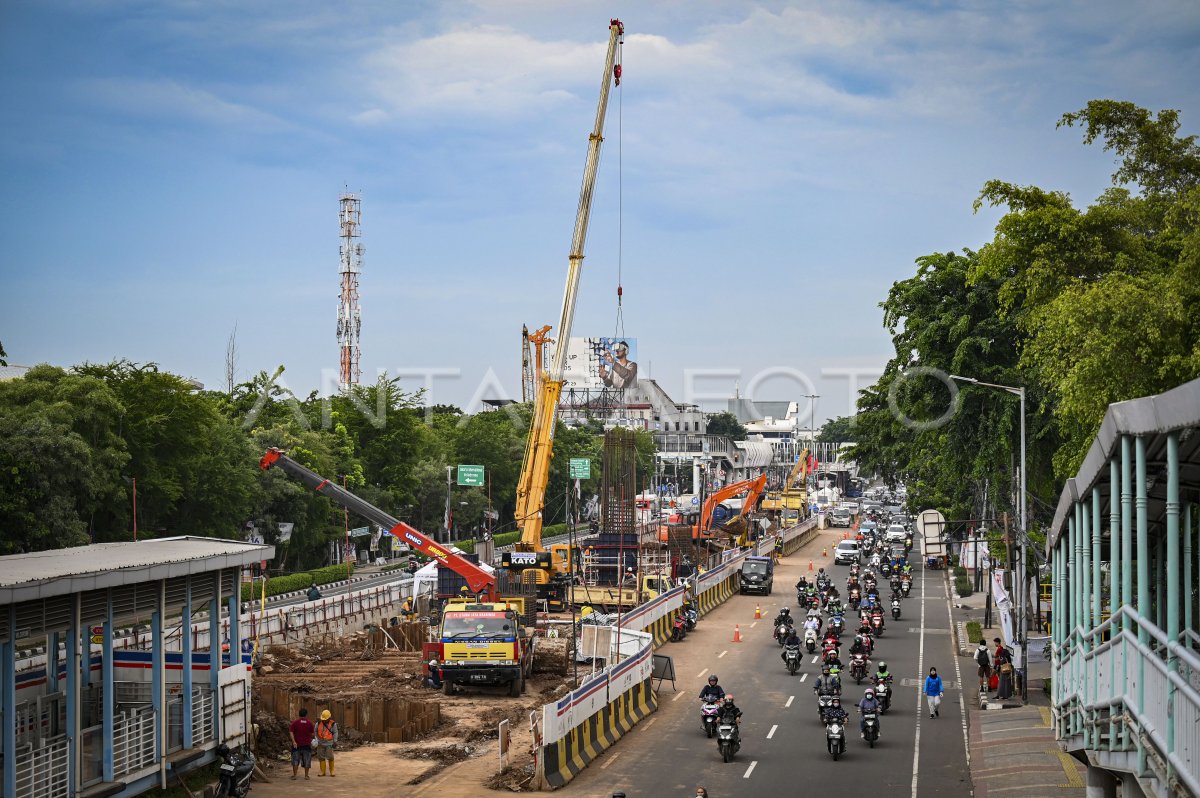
<box><xmin>562</xmin><ymin>337</ymin><xmax>639</xmax><ymax>392</ymax></box>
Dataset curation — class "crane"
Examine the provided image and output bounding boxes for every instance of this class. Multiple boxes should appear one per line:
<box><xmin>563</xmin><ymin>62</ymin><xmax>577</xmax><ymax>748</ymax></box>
<box><xmin>521</xmin><ymin>324</ymin><xmax>553</xmax><ymax>403</ymax></box>
<box><xmin>259</xmin><ymin>448</ymin><xmax>497</xmax><ymax>598</ymax></box>
<box><xmin>513</xmin><ymin>19</ymin><xmax>624</xmax><ymax>559</ymax></box>
<box><xmin>659</xmin><ymin>474</ymin><xmax>768</xmax><ymax>542</ymax></box>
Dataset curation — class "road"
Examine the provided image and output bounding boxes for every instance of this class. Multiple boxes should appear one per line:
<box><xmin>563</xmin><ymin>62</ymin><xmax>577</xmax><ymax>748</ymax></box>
<box><xmin>564</xmin><ymin>528</ymin><xmax>971</xmax><ymax>797</ymax></box>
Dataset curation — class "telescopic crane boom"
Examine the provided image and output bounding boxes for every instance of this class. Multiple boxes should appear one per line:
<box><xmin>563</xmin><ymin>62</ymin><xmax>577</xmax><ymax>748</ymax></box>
<box><xmin>513</xmin><ymin>19</ymin><xmax>624</xmax><ymax>553</ymax></box>
<box><xmin>259</xmin><ymin>447</ymin><xmax>497</xmax><ymax>597</ymax></box>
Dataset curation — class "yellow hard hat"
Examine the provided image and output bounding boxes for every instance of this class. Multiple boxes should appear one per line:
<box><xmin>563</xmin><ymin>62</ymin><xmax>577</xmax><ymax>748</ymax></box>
<box><xmin>320</xmin><ymin>710</ymin><xmax>331</xmax><ymax>721</ymax></box>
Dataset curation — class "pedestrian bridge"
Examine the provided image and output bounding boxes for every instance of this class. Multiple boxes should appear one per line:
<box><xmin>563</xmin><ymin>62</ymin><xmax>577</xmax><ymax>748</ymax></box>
<box><xmin>1049</xmin><ymin>377</ymin><xmax>1200</xmax><ymax>797</ymax></box>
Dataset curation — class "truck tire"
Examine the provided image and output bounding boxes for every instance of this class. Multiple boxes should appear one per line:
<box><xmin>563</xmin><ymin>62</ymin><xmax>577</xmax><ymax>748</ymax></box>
<box><xmin>443</xmin><ymin>678</ymin><xmax>454</xmax><ymax>696</ymax></box>
<box><xmin>509</xmin><ymin>672</ymin><xmax>524</xmax><ymax>697</ymax></box>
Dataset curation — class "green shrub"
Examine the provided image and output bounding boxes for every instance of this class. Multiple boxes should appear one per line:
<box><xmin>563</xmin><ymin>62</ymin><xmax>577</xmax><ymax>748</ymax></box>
<box><xmin>965</xmin><ymin>620</ymin><xmax>983</xmax><ymax>644</ymax></box>
<box><xmin>955</xmin><ymin>575</ymin><xmax>974</xmax><ymax>597</ymax></box>
<box><xmin>953</xmin><ymin>566</ymin><xmax>968</xmax><ymax>578</ymax></box>
<box><xmin>240</xmin><ymin>563</ymin><xmax>350</xmax><ymax>602</ymax></box>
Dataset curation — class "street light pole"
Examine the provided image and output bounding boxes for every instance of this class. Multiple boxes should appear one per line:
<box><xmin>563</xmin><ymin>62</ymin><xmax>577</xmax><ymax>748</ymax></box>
<box><xmin>445</xmin><ymin>465</ymin><xmax>454</xmax><ymax>543</ymax></box>
<box><xmin>949</xmin><ymin>374</ymin><xmax>1028</xmax><ymax>702</ymax></box>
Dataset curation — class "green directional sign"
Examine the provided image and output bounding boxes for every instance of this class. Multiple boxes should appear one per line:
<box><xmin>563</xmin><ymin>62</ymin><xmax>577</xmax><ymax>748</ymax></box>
<box><xmin>569</xmin><ymin>458</ymin><xmax>591</xmax><ymax>480</ymax></box>
<box><xmin>457</xmin><ymin>465</ymin><xmax>485</xmax><ymax>486</ymax></box>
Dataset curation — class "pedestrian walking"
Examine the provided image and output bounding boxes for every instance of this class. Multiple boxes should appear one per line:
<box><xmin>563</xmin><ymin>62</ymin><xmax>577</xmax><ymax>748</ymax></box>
<box><xmin>315</xmin><ymin>709</ymin><xmax>338</xmax><ymax>776</ymax></box>
<box><xmin>974</xmin><ymin>640</ymin><xmax>993</xmax><ymax>692</ymax></box>
<box><xmin>994</xmin><ymin>637</ymin><xmax>1015</xmax><ymax>700</ymax></box>
<box><xmin>289</xmin><ymin>707</ymin><xmax>315</xmax><ymax>780</ymax></box>
<box><xmin>924</xmin><ymin>666</ymin><xmax>944</xmax><ymax>718</ymax></box>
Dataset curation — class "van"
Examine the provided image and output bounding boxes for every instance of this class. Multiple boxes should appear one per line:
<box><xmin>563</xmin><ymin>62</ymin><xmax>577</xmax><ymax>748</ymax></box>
<box><xmin>739</xmin><ymin>556</ymin><xmax>774</xmax><ymax>595</ymax></box>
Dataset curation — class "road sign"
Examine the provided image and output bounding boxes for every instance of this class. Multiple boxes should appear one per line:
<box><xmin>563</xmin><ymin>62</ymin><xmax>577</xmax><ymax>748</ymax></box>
<box><xmin>349</xmin><ymin>526</ymin><xmax>371</xmax><ymax>538</ymax></box>
<box><xmin>569</xmin><ymin>458</ymin><xmax>591</xmax><ymax>480</ymax></box>
<box><xmin>457</xmin><ymin>465</ymin><xmax>485</xmax><ymax>486</ymax></box>
<box><xmin>916</xmin><ymin>509</ymin><xmax>947</xmax><ymax>539</ymax></box>
<box><xmin>90</xmin><ymin>635</ymin><xmax>104</xmax><ymax>645</ymax></box>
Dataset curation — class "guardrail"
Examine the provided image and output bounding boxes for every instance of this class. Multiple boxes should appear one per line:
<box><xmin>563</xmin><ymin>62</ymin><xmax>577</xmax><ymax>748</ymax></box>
<box><xmin>1055</xmin><ymin>606</ymin><xmax>1200</xmax><ymax>795</ymax></box>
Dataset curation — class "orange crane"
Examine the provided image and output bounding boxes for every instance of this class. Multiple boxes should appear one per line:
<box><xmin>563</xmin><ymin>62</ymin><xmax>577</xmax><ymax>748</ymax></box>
<box><xmin>659</xmin><ymin>474</ymin><xmax>768</xmax><ymax>541</ymax></box>
<box><xmin>521</xmin><ymin>324</ymin><xmax>553</xmax><ymax>403</ymax></box>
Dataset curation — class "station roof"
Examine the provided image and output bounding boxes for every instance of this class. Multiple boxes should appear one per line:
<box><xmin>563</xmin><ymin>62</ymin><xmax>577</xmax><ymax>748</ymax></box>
<box><xmin>0</xmin><ymin>536</ymin><xmax>275</xmax><ymax>604</ymax></box>
<box><xmin>1049</xmin><ymin>377</ymin><xmax>1200</xmax><ymax>549</ymax></box>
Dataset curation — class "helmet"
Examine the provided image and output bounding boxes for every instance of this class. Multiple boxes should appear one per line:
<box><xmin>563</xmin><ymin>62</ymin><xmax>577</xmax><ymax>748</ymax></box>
<box><xmin>878</xmin><ymin>661</ymin><xmax>887</xmax><ymax>671</ymax></box>
<box><xmin>708</xmin><ymin>675</ymin><xmax>718</xmax><ymax>684</ymax></box>
<box><xmin>821</xmin><ymin>665</ymin><xmax>830</xmax><ymax>675</ymax></box>
<box><xmin>320</xmin><ymin>709</ymin><xmax>332</xmax><ymax>720</ymax></box>
<box><xmin>819</xmin><ymin>567</ymin><xmax>825</xmax><ymax>574</ymax></box>
<box><xmin>780</xmin><ymin>608</ymin><xmax>790</xmax><ymax>616</ymax></box>
<box><xmin>864</xmin><ymin>689</ymin><xmax>875</xmax><ymax>699</ymax></box>
<box><xmin>831</xmin><ymin>697</ymin><xmax>841</xmax><ymax>706</ymax></box>
<box><xmin>723</xmin><ymin>695</ymin><xmax>734</xmax><ymax>704</ymax></box>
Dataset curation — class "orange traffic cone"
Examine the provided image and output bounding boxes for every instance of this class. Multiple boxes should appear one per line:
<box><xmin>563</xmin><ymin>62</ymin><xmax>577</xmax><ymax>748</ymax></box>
<box><xmin>755</xmin><ymin>605</ymin><xmax>762</xmax><ymax>619</ymax></box>
<box><xmin>733</xmin><ymin>624</ymin><xmax>742</xmax><ymax>643</ymax></box>
<box><xmin>809</xmin><ymin>560</ymin><xmax>814</xmax><ymax>572</ymax></box>
<box><xmin>822</xmin><ymin>547</ymin><xmax>828</xmax><ymax>558</ymax></box>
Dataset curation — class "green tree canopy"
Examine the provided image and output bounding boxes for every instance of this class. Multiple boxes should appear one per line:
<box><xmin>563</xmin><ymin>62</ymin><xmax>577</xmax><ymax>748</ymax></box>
<box><xmin>706</xmin><ymin>412</ymin><xmax>748</xmax><ymax>440</ymax></box>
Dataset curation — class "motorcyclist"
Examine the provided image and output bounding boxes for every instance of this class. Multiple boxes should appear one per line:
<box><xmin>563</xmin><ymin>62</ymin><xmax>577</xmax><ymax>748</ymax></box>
<box><xmin>772</xmin><ymin>606</ymin><xmax>793</xmax><ymax>629</ymax></box>
<box><xmin>717</xmin><ymin>694</ymin><xmax>743</xmax><ymax>730</ymax></box>
<box><xmin>812</xmin><ymin>665</ymin><xmax>840</xmax><ymax>696</ymax></box>
<box><xmin>796</xmin><ymin>576</ymin><xmax>809</xmax><ymax>591</ymax></box>
<box><xmin>822</xmin><ymin>646</ymin><xmax>843</xmax><ymax>671</ymax></box>
<box><xmin>858</xmin><ymin>688</ymin><xmax>883</xmax><ymax>738</ymax></box>
<box><xmin>849</xmin><ymin>634</ymin><xmax>869</xmax><ymax>658</ymax></box>
<box><xmin>874</xmin><ymin>661</ymin><xmax>893</xmax><ymax>686</ymax></box>
<box><xmin>825</xmin><ymin>696</ymin><xmax>849</xmax><ymax>725</ymax></box>
<box><xmin>870</xmin><ymin>606</ymin><xmax>885</xmax><ymax>630</ymax></box>
<box><xmin>699</xmin><ymin>674</ymin><xmax>725</xmax><ymax>704</ymax></box>
<box><xmin>806</xmin><ymin>607</ymin><xmax>823</xmax><ymax>633</ymax></box>
<box><xmin>780</xmin><ymin>627</ymin><xmax>802</xmax><ymax>664</ymax></box>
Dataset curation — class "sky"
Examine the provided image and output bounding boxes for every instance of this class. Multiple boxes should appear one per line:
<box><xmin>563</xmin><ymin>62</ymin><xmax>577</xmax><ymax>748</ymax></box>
<box><xmin>2</xmin><ymin>0</ymin><xmax>1199</xmax><ymax>426</ymax></box>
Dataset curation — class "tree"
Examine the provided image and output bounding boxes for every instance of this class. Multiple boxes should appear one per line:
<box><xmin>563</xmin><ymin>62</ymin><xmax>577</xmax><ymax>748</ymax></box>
<box><xmin>816</xmin><ymin>416</ymin><xmax>857</xmax><ymax>444</ymax></box>
<box><xmin>0</xmin><ymin>340</ymin><xmax>7</xmax><ymax>367</ymax></box>
<box><xmin>706</xmin><ymin>412</ymin><xmax>747</xmax><ymax>440</ymax></box>
<box><xmin>224</xmin><ymin>324</ymin><xmax>238</xmax><ymax>395</ymax></box>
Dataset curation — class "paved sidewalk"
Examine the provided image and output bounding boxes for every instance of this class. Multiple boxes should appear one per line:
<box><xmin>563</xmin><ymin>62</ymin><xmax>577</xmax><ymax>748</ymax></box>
<box><xmin>968</xmin><ymin>688</ymin><xmax>1085</xmax><ymax>797</ymax></box>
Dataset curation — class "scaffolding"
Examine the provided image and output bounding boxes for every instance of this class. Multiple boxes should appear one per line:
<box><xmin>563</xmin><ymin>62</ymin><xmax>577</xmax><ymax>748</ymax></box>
<box><xmin>337</xmin><ymin>193</ymin><xmax>363</xmax><ymax>390</ymax></box>
<box><xmin>600</xmin><ymin>428</ymin><xmax>637</xmax><ymax>537</ymax></box>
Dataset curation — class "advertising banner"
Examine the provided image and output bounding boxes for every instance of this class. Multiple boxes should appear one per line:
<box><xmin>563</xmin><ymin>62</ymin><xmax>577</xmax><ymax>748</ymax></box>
<box><xmin>562</xmin><ymin>337</ymin><xmax>639</xmax><ymax>392</ymax></box>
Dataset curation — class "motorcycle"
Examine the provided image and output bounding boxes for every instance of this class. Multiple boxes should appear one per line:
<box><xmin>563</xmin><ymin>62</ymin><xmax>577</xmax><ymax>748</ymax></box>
<box><xmin>700</xmin><ymin>701</ymin><xmax>721</xmax><ymax>738</ymax></box>
<box><xmin>876</xmin><ymin>681</ymin><xmax>892</xmax><ymax>713</ymax></box>
<box><xmin>861</xmin><ymin>711</ymin><xmax>880</xmax><ymax>748</ymax></box>
<box><xmin>214</xmin><ymin>744</ymin><xmax>256</xmax><ymax>798</ymax></box>
<box><xmin>901</xmin><ymin>579</ymin><xmax>912</xmax><ymax>598</ymax></box>
<box><xmin>870</xmin><ymin>614</ymin><xmax>885</xmax><ymax>637</ymax></box>
<box><xmin>826</xmin><ymin>719</ymin><xmax>846</xmax><ymax>760</ymax></box>
<box><xmin>848</xmin><ymin>589</ymin><xmax>861</xmax><ymax>611</ymax></box>
<box><xmin>829</xmin><ymin>616</ymin><xmax>845</xmax><ymax>639</ymax></box>
<box><xmin>717</xmin><ymin>722</ymin><xmax>740</xmax><ymax>763</ymax></box>
<box><xmin>816</xmin><ymin>691</ymin><xmax>834</xmax><ymax>722</ymax></box>
<box><xmin>774</xmin><ymin>620</ymin><xmax>794</xmax><ymax>646</ymax></box>
<box><xmin>890</xmin><ymin>577</ymin><xmax>902</xmax><ymax>593</ymax></box>
<box><xmin>683</xmin><ymin>601</ymin><xmax>699</xmax><ymax>632</ymax></box>
<box><xmin>671</xmin><ymin>614</ymin><xmax>688</xmax><ymax>642</ymax></box>
<box><xmin>880</xmin><ymin>561</ymin><xmax>892</xmax><ymax>578</ymax></box>
<box><xmin>891</xmin><ymin>598</ymin><xmax>902</xmax><ymax>621</ymax></box>
<box><xmin>850</xmin><ymin>653</ymin><xmax>868</xmax><ymax>684</ymax></box>
<box><xmin>783</xmin><ymin>644</ymin><xmax>802</xmax><ymax>675</ymax></box>
<box><xmin>822</xmin><ymin>646</ymin><xmax>841</xmax><ymax>668</ymax></box>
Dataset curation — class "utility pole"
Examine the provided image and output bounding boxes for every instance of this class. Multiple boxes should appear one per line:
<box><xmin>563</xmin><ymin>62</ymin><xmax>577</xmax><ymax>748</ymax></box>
<box><xmin>445</xmin><ymin>465</ymin><xmax>454</xmax><ymax>543</ymax></box>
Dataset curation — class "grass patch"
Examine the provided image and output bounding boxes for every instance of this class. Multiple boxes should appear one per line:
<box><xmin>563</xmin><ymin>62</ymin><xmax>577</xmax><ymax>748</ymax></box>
<box><xmin>965</xmin><ymin>620</ymin><xmax>983</xmax><ymax>644</ymax></box>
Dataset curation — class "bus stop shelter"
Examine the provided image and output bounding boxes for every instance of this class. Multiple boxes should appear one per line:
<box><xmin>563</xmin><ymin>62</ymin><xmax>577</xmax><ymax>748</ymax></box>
<box><xmin>0</xmin><ymin>536</ymin><xmax>273</xmax><ymax>798</ymax></box>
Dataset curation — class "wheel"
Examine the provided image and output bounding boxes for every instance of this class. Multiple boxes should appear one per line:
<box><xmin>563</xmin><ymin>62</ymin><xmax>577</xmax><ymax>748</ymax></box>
<box><xmin>706</xmin><ymin>724</ymin><xmax>713</xmax><ymax>739</ymax></box>
<box><xmin>509</xmin><ymin>674</ymin><xmax>523</xmax><ymax>697</ymax></box>
<box><xmin>869</xmin><ymin>738</ymin><xmax>875</xmax><ymax>749</ymax></box>
<box><xmin>214</xmin><ymin>783</ymin><xmax>230</xmax><ymax>798</ymax></box>
<box><xmin>443</xmin><ymin>678</ymin><xmax>454</xmax><ymax>696</ymax></box>
<box><xmin>722</xmin><ymin>745</ymin><xmax>732</xmax><ymax>763</ymax></box>
<box><xmin>832</xmin><ymin>749</ymin><xmax>840</xmax><ymax>761</ymax></box>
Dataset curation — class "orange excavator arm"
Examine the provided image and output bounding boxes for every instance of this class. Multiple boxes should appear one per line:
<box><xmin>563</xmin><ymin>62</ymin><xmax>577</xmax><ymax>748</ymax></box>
<box><xmin>698</xmin><ymin>474</ymin><xmax>769</xmax><ymax>536</ymax></box>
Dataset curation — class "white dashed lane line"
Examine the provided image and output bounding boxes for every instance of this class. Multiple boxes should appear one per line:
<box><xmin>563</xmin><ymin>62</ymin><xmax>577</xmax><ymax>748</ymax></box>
<box><xmin>785</xmin><ymin>695</ymin><xmax>795</xmax><ymax>707</ymax></box>
<box><xmin>744</xmin><ymin>760</ymin><xmax>758</xmax><ymax>779</ymax></box>
<box><xmin>767</xmin><ymin>724</ymin><xmax>778</xmax><ymax>739</ymax></box>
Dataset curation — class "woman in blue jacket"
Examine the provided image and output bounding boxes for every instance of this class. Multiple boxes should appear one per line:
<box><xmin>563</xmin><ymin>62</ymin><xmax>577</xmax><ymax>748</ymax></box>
<box><xmin>924</xmin><ymin>667</ymin><xmax>944</xmax><ymax>718</ymax></box>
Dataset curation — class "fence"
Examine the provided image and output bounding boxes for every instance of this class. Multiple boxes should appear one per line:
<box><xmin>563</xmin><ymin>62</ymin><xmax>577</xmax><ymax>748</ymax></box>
<box><xmin>12</xmin><ymin>735</ymin><xmax>69</xmax><ymax>798</ymax></box>
<box><xmin>255</xmin><ymin>682</ymin><xmax>441</xmax><ymax>743</ymax></box>
<box><xmin>1055</xmin><ymin>606</ymin><xmax>1200</xmax><ymax>795</ymax></box>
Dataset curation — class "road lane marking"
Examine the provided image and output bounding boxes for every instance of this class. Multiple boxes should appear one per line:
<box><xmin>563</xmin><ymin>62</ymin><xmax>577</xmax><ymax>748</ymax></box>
<box><xmin>743</xmin><ymin>760</ymin><xmax>758</xmax><ymax>779</ymax></box>
<box><xmin>767</xmin><ymin>724</ymin><xmax>778</xmax><ymax>739</ymax></box>
<box><xmin>673</xmin><ymin>691</ymin><xmax>687</xmax><ymax>702</ymax></box>
<box><xmin>718</xmin><ymin>650</ymin><xmax>728</xmax><ymax>659</ymax></box>
<box><xmin>599</xmin><ymin>751</ymin><xmax>622</xmax><ymax>770</ymax></box>
<box><xmin>750</xmin><ymin>621</ymin><xmax>758</xmax><ymax>628</ymax></box>
<box><xmin>696</xmin><ymin>668</ymin><xmax>708</xmax><ymax>678</ymax></box>
<box><xmin>799</xmin><ymin>673</ymin><xmax>808</xmax><ymax>683</ymax></box>
<box><xmin>785</xmin><ymin>695</ymin><xmax>795</xmax><ymax>707</ymax></box>
<box><xmin>911</xmin><ymin>561</ymin><xmax>927</xmax><ymax>798</ymax></box>
<box><xmin>945</xmin><ymin>571</ymin><xmax>971</xmax><ymax>768</ymax></box>
<box><xmin>643</xmin><ymin>717</ymin><xmax>657</xmax><ymax>730</ymax></box>
<box><xmin>811</xmin><ymin>655</ymin><xmax>819</xmax><ymax>664</ymax></box>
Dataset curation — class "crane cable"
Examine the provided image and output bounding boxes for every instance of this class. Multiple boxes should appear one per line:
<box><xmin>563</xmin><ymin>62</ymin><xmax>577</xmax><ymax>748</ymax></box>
<box><xmin>614</xmin><ymin>31</ymin><xmax>625</xmax><ymax>341</ymax></box>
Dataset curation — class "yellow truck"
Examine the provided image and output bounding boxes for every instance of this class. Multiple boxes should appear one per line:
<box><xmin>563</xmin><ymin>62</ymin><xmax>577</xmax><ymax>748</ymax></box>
<box><xmin>438</xmin><ymin>599</ymin><xmax>534</xmax><ymax>696</ymax></box>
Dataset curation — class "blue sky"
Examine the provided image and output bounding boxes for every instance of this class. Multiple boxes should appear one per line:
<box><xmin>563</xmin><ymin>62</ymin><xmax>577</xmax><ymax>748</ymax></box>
<box><xmin>2</xmin><ymin>1</ymin><xmax>1199</xmax><ymax>425</ymax></box>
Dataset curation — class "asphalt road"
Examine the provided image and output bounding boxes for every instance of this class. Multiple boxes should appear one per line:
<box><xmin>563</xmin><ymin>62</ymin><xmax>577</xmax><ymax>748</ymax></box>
<box><xmin>566</xmin><ymin>529</ymin><xmax>971</xmax><ymax>797</ymax></box>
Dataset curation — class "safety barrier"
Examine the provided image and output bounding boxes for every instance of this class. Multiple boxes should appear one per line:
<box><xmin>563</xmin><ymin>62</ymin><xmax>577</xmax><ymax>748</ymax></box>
<box><xmin>536</xmin><ymin>631</ymin><xmax>654</xmax><ymax>789</ymax></box>
<box><xmin>778</xmin><ymin>515</ymin><xmax>821</xmax><ymax>557</ymax></box>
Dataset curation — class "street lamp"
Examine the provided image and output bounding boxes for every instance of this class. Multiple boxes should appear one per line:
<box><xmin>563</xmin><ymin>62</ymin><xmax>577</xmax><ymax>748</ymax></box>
<box><xmin>949</xmin><ymin>374</ymin><xmax>1027</xmax><ymax>702</ymax></box>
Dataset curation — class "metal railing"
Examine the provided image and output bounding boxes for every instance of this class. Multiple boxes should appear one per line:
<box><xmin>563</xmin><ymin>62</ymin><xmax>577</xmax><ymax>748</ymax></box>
<box><xmin>13</xmin><ymin>734</ymin><xmax>69</xmax><ymax>798</ymax></box>
<box><xmin>80</xmin><ymin>725</ymin><xmax>104</xmax><ymax>787</ymax></box>
<box><xmin>193</xmin><ymin>684</ymin><xmax>214</xmax><ymax>745</ymax></box>
<box><xmin>112</xmin><ymin>706</ymin><xmax>157</xmax><ymax>778</ymax></box>
<box><xmin>1054</xmin><ymin>606</ymin><xmax>1200</xmax><ymax>795</ymax></box>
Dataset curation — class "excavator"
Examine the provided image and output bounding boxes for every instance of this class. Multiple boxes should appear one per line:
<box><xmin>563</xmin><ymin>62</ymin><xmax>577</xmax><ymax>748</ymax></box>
<box><xmin>658</xmin><ymin>474</ymin><xmax>768</xmax><ymax>543</ymax></box>
<box><xmin>763</xmin><ymin>448</ymin><xmax>811</xmax><ymax>518</ymax></box>
<box><xmin>509</xmin><ymin>19</ymin><xmax>624</xmax><ymax>590</ymax></box>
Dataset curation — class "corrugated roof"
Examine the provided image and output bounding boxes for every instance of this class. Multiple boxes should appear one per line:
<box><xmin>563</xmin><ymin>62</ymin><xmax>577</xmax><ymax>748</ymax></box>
<box><xmin>0</xmin><ymin>536</ymin><xmax>275</xmax><ymax>604</ymax></box>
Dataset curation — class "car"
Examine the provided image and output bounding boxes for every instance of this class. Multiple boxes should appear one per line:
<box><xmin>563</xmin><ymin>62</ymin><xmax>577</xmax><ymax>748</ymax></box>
<box><xmin>885</xmin><ymin>524</ymin><xmax>907</xmax><ymax>543</ymax></box>
<box><xmin>859</xmin><ymin>520</ymin><xmax>879</xmax><ymax>533</ymax></box>
<box><xmin>829</xmin><ymin>507</ymin><xmax>852</xmax><ymax>527</ymax></box>
<box><xmin>834</xmin><ymin>540</ymin><xmax>861</xmax><ymax>564</ymax></box>
<box><xmin>739</xmin><ymin>556</ymin><xmax>775</xmax><ymax>595</ymax></box>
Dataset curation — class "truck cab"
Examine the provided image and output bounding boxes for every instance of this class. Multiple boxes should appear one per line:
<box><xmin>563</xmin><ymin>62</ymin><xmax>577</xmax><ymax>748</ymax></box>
<box><xmin>738</xmin><ymin>556</ymin><xmax>774</xmax><ymax>595</ymax></box>
<box><xmin>438</xmin><ymin>600</ymin><xmax>533</xmax><ymax>696</ymax></box>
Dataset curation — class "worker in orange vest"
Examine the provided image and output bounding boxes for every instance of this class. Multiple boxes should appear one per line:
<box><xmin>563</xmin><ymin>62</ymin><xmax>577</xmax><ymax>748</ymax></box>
<box><xmin>315</xmin><ymin>709</ymin><xmax>338</xmax><ymax>776</ymax></box>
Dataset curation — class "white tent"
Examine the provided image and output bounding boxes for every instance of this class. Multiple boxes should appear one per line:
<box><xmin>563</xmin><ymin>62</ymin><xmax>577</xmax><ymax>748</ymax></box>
<box><xmin>410</xmin><ymin>556</ymin><xmax>496</xmax><ymax>600</ymax></box>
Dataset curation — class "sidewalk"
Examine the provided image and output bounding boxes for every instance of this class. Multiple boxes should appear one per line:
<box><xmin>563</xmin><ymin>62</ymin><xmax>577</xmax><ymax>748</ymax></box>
<box><xmin>945</xmin><ymin>571</ymin><xmax>1084</xmax><ymax>796</ymax></box>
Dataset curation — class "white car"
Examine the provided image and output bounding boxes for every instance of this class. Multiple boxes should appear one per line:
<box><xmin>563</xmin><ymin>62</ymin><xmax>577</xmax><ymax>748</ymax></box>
<box><xmin>885</xmin><ymin>524</ymin><xmax>907</xmax><ymax>543</ymax></box>
<box><xmin>834</xmin><ymin>540</ymin><xmax>861</xmax><ymax>565</ymax></box>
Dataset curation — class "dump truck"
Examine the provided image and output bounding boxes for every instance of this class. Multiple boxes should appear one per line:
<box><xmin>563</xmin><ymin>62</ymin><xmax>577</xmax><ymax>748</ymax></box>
<box><xmin>438</xmin><ymin>598</ymin><xmax>535</xmax><ymax>696</ymax></box>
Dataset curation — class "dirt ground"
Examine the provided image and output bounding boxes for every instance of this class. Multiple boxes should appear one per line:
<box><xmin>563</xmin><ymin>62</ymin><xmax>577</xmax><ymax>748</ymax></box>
<box><xmin>247</xmin><ymin>626</ymin><xmax>574</xmax><ymax>796</ymax></box>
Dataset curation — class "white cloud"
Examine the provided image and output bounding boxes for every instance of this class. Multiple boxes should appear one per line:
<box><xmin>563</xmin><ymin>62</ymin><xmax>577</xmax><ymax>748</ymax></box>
<box><xmin>75</xmin><ymin>78</ymin><xmax>288</xmax><ymax>132</ymax></box>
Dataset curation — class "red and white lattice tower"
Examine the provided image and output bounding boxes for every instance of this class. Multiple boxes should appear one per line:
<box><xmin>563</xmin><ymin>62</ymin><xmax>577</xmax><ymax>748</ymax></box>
<box><xmin>337</xmin><ymin>193</ymin><xmax>363</xmax><ymax>390</ymax></box>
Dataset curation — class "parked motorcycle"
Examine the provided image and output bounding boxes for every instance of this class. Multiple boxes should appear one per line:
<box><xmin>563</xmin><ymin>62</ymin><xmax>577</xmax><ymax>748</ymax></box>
<box><xmin>783</xmin><ymin>644</ymin><xmax>802</xmax><ymax>676</ymax></box>
<box><xmin>826</xmin><ymin>719</ymin><xmax>846</xmax><ymax>760</ymax></box>
<box><xmin>700</xmin><ymin>701</ymin><xmax>720</xmax><ymax>738</ymax></box>
<box><xmin>861</xmin><ymin>710</ymin><xmax>880</xmax><ymax>748</ymax></box>
<box><xmin>671</xmin><ymin>614</ymin><xmax>688</xmax><ymax>642</ymax></box>
<box><xmin>717</xmin><ymin>722</ymin><xmax>740</xmax><ymax>763</ymax></box>
<box><xmin>682</xmin><ymin>601</ymin><xmax>699</xmax><ymax>632</ymax></box>
<box><xmin>214</xmin><ymin>744</ymin><xmax>256</xmax><ymax>798</ymax></box>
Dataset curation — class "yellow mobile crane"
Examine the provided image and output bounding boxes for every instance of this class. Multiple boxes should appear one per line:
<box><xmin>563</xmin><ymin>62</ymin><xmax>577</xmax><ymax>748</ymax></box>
<box><xmin>511</xmin><ymin>19</ymin><xmax>624</xmax><ymax>587</ymax></box>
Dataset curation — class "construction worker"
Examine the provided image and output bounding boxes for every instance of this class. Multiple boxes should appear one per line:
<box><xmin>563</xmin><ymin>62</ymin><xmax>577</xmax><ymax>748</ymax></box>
<box><xmin>400</xmin><ymin>596</ymin><xmax>414</xmax><ymax>620</ymax></box>
<box><xmin>315</xmin><ymin>709</ymin><xmax>338</xmax><ymax>776</ymax></box>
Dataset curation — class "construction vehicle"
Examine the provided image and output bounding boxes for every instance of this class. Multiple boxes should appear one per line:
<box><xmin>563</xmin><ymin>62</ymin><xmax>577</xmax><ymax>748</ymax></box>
<box><xmin>259</xmin><ymin>448</ymin><xmax>534</xmax><ymax>695</ymax></box>
<box><xmin>570</xmin><ymin>571</ymin><xmax>676</xmax><ymax>613</ymax></box>
<box><xmin>658</xmin><ymin>474</ymin><xmax>767</xmax><ymax>542</ymax></box>
<box><xmin>781</xmin><ymin>448</ymin><xmax>812</xmax><ymax>516</ymax></box>
<box><xmin>510</xmin><ymin>20</ymin><xmax>624</xmax><ymax>586</ymax></box>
